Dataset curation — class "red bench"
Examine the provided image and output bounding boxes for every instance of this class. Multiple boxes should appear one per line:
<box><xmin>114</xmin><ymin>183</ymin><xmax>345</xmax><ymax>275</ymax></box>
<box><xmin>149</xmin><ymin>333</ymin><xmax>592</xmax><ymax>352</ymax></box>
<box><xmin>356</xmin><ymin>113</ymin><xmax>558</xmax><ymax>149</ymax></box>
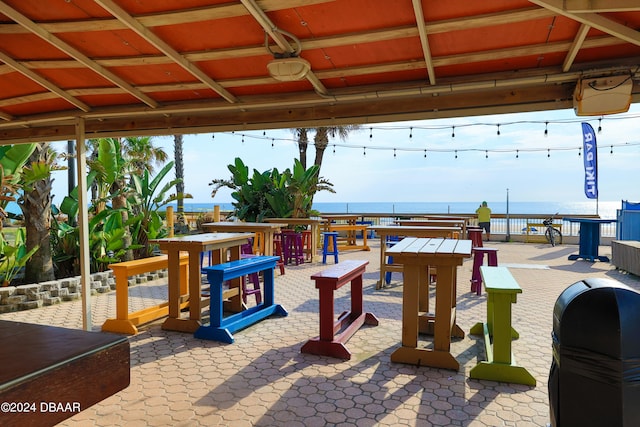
<box><xmin>301</xmin><ymin>260</ymin><xmax>378</xmax><ymax>359</ymax></box>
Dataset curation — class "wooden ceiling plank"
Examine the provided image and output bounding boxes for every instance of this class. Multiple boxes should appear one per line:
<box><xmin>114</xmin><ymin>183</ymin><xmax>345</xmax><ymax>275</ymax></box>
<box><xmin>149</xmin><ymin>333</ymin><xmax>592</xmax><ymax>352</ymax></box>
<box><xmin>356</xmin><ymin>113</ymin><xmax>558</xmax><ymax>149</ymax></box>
<box><xmin>563</xmin><ymin>0</ymin><xmax>640</xmax><ymax>13</ymax></box>
<box><xmin>426</xmin><ymin>7</ymin><xmax>555</xmax><ymax>34</ymax></box>
<box><xmin>530</xmin><ymin>0</ymin><xmax>640</xmax><ymax>46</ymax></box>
<box><xmin>412</xmin><ymin>0</ymin><xmax>435</xmax><ymax>85</ymax></box>
<box><xmin>563</xmin><ymin>23</ymin><xmax>590</xmax><ymax>71</ymax></box>
<box><xmin>0</xmin><ymin>50</ymin><xmax>90</xmax><ymax>112</ymax></box>
<box><xmin>0</xmin><ymin>0</ymin><xmax>333</xmax><ymax>34</ymax></box>
<box><xmin>0</xmin><ymin>1</ymin><xmax>159</xmax><ymax>108</ymax></box>
<box><xmin>94</xmin><ymin>0</ymin><xmax>238</xmax><ymax>104</ymax></box>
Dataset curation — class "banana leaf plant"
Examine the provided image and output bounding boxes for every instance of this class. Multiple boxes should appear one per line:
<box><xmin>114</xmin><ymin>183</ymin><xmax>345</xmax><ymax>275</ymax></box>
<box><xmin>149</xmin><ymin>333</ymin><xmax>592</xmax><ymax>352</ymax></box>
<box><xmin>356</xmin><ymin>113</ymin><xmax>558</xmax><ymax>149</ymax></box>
<box><xmin>128</xmin><ymin>161</ymin><xmax>191</xmax><ymax>258</ymax></box>
<box><xmin>0</xmin><ymin>228</ymin><xmax>38</xmax><ymax>286</ymax></box>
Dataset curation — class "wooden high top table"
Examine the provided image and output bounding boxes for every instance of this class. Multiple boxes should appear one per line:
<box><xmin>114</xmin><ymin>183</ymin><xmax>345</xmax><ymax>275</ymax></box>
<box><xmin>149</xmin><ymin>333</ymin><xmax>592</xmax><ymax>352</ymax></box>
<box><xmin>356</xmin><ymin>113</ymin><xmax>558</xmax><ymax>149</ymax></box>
<box><xmin>321</xmin><ymin>214</ymin><xmax>370</xmax><ymax>251</ymax></box>
<box><xmin>387</xmin><ymin>237</ymin><xmax>472</xmax><ymax>370</ymax></box>
<box><xmin>202</xmin><ymin>221</ymin><xmax>287</xmax><ymax>256</ymax></box>
<box><xmin>369</xmin><ymin>225</ymin><xmax>462</xmax><ymax>289</ymax></box>
<box><xmin>264</xmin><ymin>218</ymin><xmax>323</xmax><ymax>262</ymax></box>
<box><xmin>151</xmin><ymin>232</ymin><xmax>252</xmax><ymax>333</ymax></box>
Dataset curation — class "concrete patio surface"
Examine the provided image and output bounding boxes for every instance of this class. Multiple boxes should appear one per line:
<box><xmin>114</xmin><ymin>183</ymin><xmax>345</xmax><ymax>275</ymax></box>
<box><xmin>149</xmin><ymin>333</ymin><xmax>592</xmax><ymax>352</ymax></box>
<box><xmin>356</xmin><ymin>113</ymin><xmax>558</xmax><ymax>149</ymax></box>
<box><xmin>2</xmin><ymin>240</ymin><xmax>638</xmax><ymax>427</ymax></box>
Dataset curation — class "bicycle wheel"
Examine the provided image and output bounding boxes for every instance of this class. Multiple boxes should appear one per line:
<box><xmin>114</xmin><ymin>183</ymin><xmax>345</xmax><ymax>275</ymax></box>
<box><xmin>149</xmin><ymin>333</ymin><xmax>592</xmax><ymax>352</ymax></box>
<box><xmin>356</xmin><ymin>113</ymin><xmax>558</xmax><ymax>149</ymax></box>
<box><xmin>545</xmin><ymin>228</ymin><xmax>562</xmax><ymax>246</ymax></box>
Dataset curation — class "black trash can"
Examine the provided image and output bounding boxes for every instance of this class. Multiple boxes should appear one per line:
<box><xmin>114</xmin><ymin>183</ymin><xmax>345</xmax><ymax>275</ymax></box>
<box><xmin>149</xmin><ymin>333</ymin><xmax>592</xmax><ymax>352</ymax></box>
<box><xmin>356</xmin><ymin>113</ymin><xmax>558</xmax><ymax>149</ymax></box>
<box><xmin>549</xmin><ymin>278</ymin><xmax>640</xmax><ymax>427</ymax></box>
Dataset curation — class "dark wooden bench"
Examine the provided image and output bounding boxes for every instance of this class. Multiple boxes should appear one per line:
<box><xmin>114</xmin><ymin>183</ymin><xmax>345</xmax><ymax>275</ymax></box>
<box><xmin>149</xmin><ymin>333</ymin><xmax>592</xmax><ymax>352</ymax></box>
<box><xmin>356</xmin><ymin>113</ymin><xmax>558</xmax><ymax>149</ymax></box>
<box><xmin>0</xmin><ymin>320</ymin><xmax>130</xmax><ymax>426</ymax></box>
<box><xmin>196</xmin><ymin>256</ymin><xmax>287</xmax><ymax>343</ymax></box>
<box><xmin>301</xmin><ymin>260</ymin><xmax>378</xmax><ymax>360</ymax></box>
<box><xmin>469</xmin><ymin>266</ymin><xmax>536</xmax><ymax>386</ymax></box>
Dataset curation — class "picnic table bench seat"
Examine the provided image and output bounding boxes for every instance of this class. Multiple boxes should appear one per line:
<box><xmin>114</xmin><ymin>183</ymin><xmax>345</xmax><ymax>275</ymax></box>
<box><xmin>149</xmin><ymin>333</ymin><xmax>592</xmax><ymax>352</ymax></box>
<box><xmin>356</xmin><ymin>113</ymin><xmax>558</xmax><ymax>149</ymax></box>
<box><xmin>301</xmin><ymin>260</ymin><xmax>378</xmax><ymax>360</ymax></box>
<box><xmin>469</xmin><ymin>266</ymin><xmax>536</xmax><ymax>386</ymax></box>
<box><xmin>196</xmin><ymin>256</ymin><xmax>287</xmax><ymax>343</ymax></box>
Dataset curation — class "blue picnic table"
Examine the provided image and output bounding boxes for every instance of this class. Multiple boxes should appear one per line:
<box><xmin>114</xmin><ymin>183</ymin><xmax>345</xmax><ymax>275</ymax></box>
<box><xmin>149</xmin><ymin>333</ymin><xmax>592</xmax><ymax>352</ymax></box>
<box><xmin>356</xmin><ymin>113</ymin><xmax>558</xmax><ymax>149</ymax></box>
<box><xmin>563</xmin><ymin>217</ymin><xmax>616</xmax><ymax>262</ymax></box>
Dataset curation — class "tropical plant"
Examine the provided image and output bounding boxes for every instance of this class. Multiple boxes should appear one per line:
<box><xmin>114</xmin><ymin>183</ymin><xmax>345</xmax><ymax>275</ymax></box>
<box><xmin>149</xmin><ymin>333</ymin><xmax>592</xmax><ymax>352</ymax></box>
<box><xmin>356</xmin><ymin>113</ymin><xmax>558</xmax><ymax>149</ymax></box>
<box><xmin>209</xmin><ymin>158</ymin><xmax>334</xmax><ymax>222</ymax></box>
<box><xmin>0</xmin><ymin>228</ymin><xmax>38</xmax><ymax>286</ymax></box>
<box><xmin>122</xmin><ymin>136</ymin><xmax>168</xmax><ymax>176</ymax></box>
<box><xmin>0</xmin><ymin>144</ymin><xmax>37</xmax><ymax>228</ymax></box>
<box><xmin>128</xmin><ymin>161</ymin><xmax>191</xmax><ymax>258</ymax></box>
<box><xmin>312</xmin><ymin>125</ymin><xmax>361</xmax><ymax>174</ymax></box>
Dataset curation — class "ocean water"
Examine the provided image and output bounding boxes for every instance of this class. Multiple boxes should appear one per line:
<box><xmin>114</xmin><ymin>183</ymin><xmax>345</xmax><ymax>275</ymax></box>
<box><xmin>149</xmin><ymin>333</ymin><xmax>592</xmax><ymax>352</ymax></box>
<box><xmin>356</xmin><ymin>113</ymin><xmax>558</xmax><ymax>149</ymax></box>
<box><xmin>166</xmin><ymin>200</ymin><xmax>625</xmax><ymax>219</ymax></box>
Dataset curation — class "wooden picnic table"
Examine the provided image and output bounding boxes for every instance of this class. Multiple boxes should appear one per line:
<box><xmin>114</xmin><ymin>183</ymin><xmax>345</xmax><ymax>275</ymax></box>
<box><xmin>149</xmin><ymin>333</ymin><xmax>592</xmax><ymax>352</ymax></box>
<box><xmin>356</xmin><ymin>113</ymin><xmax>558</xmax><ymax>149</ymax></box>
<box><xmin>0</xmin><ymin>320</ymin><xmax>130</xmax><ymax>426</ymax></box>
<box><xmin>394</xmin><ymin>219</ymin><xmax>467</xmax><ymax>237</ymax></box>
<box><xmin>201</xmin><ymin>221</ymin><xmax>287</xmax><ymax>256</ymax></box>
<box><xmin>369</xmin><ymin>225</ymin><xmax>462</xmax><ymax>289</ymax></box>
<box><xmin>264</xmin><ymin>217</ymin><xmax>323</xmax><ymax>262</ymax></box>
<box><xmin>151</xmin><ymin>232</ymin><xmax>252</xmax><ymax>333</ymax></box>
<box><xmin>387</xmin><ymin>237</ymin><xmax>472</xmax><ymax>370</ymax></box>
<box><xmin>321</xmin><ymin>214</ymin><xmax>370</xmax><ymax>251</ymax></box>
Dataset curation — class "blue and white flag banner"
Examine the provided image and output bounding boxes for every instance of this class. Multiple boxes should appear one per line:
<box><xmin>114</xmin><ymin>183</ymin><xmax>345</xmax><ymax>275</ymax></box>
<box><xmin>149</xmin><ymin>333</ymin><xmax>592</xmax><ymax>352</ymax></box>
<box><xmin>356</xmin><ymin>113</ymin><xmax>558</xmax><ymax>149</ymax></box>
<box><xmin>581</xmin><ymin>122</ymin><xmax>598</xmax><ymax>199</ymax></box>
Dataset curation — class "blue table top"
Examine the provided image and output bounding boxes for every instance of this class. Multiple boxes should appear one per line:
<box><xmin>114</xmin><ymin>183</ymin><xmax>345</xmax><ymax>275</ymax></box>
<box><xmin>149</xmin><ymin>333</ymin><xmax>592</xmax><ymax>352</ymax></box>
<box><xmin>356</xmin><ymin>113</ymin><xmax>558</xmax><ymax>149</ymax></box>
<box><xmin>562</xmin><ymin>217</ymin><xmax>617</xmax><ymax>224</ymax></box>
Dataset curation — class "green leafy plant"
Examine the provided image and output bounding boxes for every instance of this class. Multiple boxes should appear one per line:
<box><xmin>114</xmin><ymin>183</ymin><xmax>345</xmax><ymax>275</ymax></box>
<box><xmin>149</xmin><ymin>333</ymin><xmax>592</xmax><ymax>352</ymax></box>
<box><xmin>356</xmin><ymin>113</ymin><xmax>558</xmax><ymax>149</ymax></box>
<box><xmin>129</xmin><ymin>161</ymin><xmax>191</xmax><ymax>257</ymax></box>
<box><xmin>209</xmin><ymin>157</ymin><xmax>334</xmax><ymax>222</ymax></box>
<box><xmin>0</xmin><ymin>228</ymin><xmax>38</xmax><ymax>286</ymax></box>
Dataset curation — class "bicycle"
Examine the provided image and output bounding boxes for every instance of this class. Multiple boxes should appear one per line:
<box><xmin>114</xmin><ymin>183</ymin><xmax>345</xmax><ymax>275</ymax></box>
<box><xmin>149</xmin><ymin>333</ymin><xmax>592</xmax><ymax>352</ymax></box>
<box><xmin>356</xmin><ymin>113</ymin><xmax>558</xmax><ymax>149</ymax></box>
<box><xmin>543</xmin><ymin>215</ymin><xmax>563</xmax><ymax>246</ymax></box>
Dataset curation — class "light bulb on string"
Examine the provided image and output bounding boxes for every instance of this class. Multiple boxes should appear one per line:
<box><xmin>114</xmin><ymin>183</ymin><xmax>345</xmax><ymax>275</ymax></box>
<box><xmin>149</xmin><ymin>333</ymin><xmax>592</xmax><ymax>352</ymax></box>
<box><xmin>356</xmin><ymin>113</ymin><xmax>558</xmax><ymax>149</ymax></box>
<box><xmin>497</xmin><ymin>124</ymin><xmax>501</xmax><ymax>136</ymax></box>
<box><xmin>212</xmin><ymin>134</ymin><xmax>215</xmax><ymax>139</ymax></box>
<box><xmin>424</xmin><ymin>149</ymin><xmax>427</xmax><ymax>158</ymax></box>
<box><xmin>610</xmin><ymin>145</ymin><xmax>613</xmax><ymax>154</ymax></box>
<box><xmin>409</xmin><ymin>127</ymin><xmax>413</xmax><ymax>139</ymax></box>
<box><xmin>271</xmin><ymin>138</ymin><xmax>274</xmax><ymax>147</ymax></box>
<box><xmin>393</xmin><ymin>148</ymin><xmax>397</xmax><ymax>158</ymax></box>
<box><xmin>516</xmin><ymin>150</ymin><xmax>519</xmax><ymax>159</ymax></box>
<box><xmin>544</xmin><ymin>122</ymin><xmax>548</xmax><ymax>137</ymax></box>
<box><xmin>485</xmin><ymin>150</ymin><xmax>488</xmax><ymax>159</ymax></box>
<box><xmin>451</xmin><ymin>126</ymin><xmax>455</xmax><ymax>138</ymax></box>
<box><xmin>332</xmin><ymin>144</ymin><xmax>335</xmax><ymax>154</ymax></box>
<box><xmin>363</xmin><ymin>147</ymin><xmax>366</xmax><ymax>156</ymax></box>
<box><xmin>454</xmin><ymin>150</ymin><xmax>458</xmax><ymax>159</ymax></box>
<box><xmin>598</xmin><ymin>117</ymin><xmax>602</xmax><ymax>133</ymax></box>
<box><xmin>547</xmin><ymin>149</ymin><xmax>550</xmax><ymax>158</ymax></box>
<box><xmin>578</xmin><ymin>147</ymin><xmax>581</xmax><ymax>156</ymax></box>
<box><xmin>369</xmin><ymin>127</ymin><xmax>373</xmax><ymax>139</ymax></box>
<box><xmin>263</xmin><ymin>131</ymin><xmax>266</xmax><ymax>136</ymax></box>
<box><xmin>242</xmin><ymin>135</ymin><xmax>245</xmax><ymax>143</ymax></box>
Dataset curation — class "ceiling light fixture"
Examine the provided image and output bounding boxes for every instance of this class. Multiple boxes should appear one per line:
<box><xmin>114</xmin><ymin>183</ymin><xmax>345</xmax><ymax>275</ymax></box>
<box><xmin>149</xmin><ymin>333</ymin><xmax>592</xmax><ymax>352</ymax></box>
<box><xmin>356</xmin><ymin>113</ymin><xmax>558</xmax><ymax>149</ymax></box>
<box><xmin>265</xmin><ymin>29</ymin><xmax>310</xmax><ymax>81</ymax></box>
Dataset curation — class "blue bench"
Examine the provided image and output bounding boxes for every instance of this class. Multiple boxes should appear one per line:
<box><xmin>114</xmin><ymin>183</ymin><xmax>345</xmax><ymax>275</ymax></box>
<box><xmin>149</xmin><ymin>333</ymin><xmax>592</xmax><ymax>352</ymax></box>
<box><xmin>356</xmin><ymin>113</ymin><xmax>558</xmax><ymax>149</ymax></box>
<box><xmin>196</xmin><ymin>256</ymin><xmax>288</xmax><ymax>343</ymax></box>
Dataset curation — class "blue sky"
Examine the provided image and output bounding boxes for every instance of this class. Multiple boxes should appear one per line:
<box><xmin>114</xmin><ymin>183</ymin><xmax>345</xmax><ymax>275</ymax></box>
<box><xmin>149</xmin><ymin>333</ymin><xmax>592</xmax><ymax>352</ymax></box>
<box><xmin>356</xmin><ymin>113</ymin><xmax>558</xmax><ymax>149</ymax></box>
<box><xmin>49</xmin><ymin>104</ymin><xmax>640</xmax><ymax>206</ymax></box>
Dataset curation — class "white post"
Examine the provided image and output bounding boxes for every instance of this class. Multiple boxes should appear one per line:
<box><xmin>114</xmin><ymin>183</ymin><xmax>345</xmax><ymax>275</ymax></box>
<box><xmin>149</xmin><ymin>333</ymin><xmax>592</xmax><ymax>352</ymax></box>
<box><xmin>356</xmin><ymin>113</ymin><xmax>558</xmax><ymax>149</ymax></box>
<box><xmin>75</xmin><ymin>118</ymin><xmax>92</xmax><ymax>331</ymax></box>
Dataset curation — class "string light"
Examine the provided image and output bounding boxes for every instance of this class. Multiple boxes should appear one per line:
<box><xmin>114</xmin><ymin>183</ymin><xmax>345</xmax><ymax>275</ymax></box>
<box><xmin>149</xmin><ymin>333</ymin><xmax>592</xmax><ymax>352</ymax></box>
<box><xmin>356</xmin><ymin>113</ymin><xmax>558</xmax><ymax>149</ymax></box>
<box><xmin>333</xmin><ymin>144</ymin><xmax>336</xmax><ymax>154</ymax></box>
<box><xmin>544</xmin><ymin>121</ymin><xmax>548</xmax><ymax>137</ymax></box>
<box><xmin>485</xmin><ymin>150</ymin><xmax>488</xmax><ymax>159</ymax></box>
<box><xmin>220</xmin><ymin>114</ymin><xmax>640</xmax><ymax>158</ymax></box>
<box><xmin>363</xmin><ymin>147</ymin><xmax>366</xmax><ymax>156</ymax></box>
<box><xmin>393</xmin><ymin>148</ymin><xmax>397</xmax><ymax>158</ymax></box>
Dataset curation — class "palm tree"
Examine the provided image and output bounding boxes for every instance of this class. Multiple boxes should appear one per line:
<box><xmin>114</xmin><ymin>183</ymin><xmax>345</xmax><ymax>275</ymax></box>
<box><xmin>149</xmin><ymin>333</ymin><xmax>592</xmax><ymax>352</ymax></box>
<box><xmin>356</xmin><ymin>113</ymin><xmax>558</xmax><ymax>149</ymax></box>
<box><xmin>18</xmin><ymin>143</ymin><xmax>59</xmax><ymax>282</ymax></box>
<box><xmin>293</xmin><ymin>128</ymin><xmax>309</xmax><ymax>169</ymax></box>
<box><xmin>312</xmin><ymin>125</ymin><xmax>361</xmax><ymax>173</ymax></box>
<box><xmin>122</xmin><ymin>136</ymin><xmax>168</xmax><ymax>176</ymax></box>
<box><xmin>173</xmin><ymin>134</ymin><xmax>185</xmax><ymax>214</ymax></box>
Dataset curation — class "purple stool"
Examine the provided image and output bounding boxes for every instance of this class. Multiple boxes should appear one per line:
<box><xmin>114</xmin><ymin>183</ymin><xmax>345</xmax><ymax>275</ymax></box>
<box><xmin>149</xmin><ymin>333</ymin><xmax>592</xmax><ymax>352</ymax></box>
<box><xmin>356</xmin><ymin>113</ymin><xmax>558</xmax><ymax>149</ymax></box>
<box><xmin>470</xmin><ymin>247</ymin><xmax>498</xmax><ymax>295</ymax></box>
<box><xmin>282</xmin><ymin>230</ymin><xmax>305</xmax><ymax>265</ymax></box>
<box><xmin>468</xmin><ymin>227</ymin><xmax>483</xmax><ymax>250</ymax></box>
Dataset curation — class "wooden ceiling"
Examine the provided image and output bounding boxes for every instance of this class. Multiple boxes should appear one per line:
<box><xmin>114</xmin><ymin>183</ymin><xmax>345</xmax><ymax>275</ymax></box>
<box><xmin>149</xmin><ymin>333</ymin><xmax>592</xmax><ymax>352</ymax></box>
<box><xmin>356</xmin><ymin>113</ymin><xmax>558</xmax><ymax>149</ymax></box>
<box><xmin>0</xmin><ymin>0</ymin><xmax>639</xmax><ymax>144</ymax></box>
